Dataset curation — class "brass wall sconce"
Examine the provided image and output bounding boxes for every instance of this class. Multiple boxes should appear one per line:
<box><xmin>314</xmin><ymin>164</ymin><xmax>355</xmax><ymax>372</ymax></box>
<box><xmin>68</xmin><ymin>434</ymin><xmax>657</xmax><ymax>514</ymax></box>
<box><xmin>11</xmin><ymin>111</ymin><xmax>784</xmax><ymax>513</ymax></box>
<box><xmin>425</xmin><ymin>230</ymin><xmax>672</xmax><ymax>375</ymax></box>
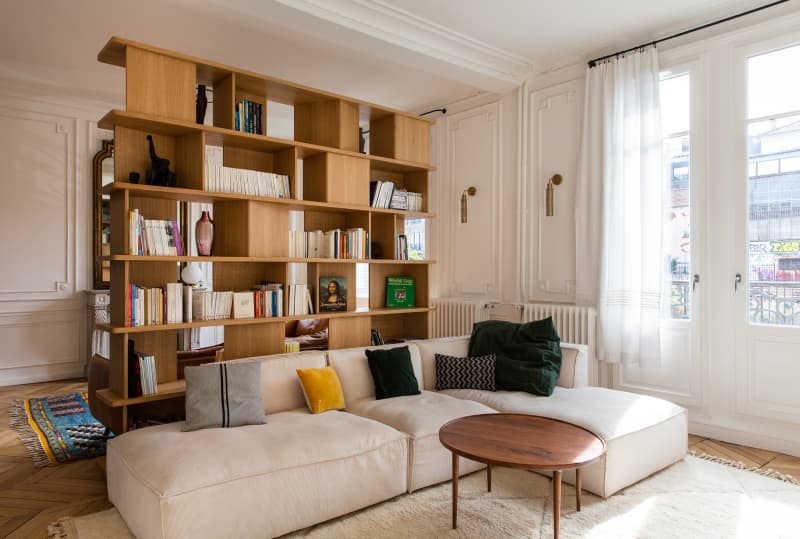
<box><xmin>545</xmin><ymin>174</ymin><xmax>563</xmax><ymax>216</ymax></box>
<box><xmin>460</xmin><ymin>186</ymin><xmax>477</xmax><ymax>223</ymax></box>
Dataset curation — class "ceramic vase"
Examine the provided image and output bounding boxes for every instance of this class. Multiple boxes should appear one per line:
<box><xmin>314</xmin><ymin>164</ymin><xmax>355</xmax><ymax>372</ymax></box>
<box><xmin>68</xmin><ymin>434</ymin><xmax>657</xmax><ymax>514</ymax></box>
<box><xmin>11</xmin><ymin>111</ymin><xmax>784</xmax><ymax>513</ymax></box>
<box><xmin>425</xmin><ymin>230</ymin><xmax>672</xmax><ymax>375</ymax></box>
<box><xmin>195</xmin><ymin>211</ymin><xmax>213</xmax><ymax>256</ymax></box>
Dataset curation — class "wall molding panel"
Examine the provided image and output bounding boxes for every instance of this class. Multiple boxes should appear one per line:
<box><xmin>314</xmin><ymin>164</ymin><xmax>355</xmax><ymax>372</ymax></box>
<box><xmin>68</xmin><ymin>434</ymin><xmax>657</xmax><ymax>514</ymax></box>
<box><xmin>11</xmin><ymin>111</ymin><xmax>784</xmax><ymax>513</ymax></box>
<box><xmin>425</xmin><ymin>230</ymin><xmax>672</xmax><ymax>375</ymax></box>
<box><xmin>442</xmin><ymin>101</ymin><xmax>502</xmax><ymax>298</ymax></box>
<box><xmin>525</xmin><ymin>79</ymin><xmax>582</xmax><ymax>303</ymax></box>
<box><xmin>0</xmin><ymin>87</ymin><xmax>106</xmax><ymax>386</ymax></box>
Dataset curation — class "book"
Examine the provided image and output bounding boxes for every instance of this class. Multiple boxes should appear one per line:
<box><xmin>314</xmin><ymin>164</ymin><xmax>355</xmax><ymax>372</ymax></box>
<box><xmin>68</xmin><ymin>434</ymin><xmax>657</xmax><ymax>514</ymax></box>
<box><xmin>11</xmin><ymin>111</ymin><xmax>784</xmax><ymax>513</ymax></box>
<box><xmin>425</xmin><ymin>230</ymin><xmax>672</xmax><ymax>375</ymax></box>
<box><xmin>319</xmin><ymin>276</ymin><xmax>347</xmax><ymax>312</ymax></box>
<box><xmin>370</xmin><ymin>328</ymin><xmax>384</xmax><ymax>346</ymax></box>
<box><xmin>233</xmin><ymin>291</ymin><xmax>255</xmax><ymax>319</ymax></box>
<box><xmin>385</xmin><ymin>276</ymin><xmax>415</xmax><ymax>308</ymax></box>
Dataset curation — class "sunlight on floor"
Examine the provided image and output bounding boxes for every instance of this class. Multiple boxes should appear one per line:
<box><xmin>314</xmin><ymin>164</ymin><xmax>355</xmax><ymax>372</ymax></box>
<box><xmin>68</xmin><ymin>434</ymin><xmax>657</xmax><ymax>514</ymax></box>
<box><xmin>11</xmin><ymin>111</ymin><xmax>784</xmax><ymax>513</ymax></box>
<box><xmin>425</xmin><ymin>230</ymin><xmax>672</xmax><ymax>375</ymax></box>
<box><xmin>586</xmin><ymin>496</ymin><xmax>655</xmax><ymax>538</ymax></box>
<box><xmin>736</xmin><ymin>493</ymin><xmax>800</xmax><ymax>537</ymax></box>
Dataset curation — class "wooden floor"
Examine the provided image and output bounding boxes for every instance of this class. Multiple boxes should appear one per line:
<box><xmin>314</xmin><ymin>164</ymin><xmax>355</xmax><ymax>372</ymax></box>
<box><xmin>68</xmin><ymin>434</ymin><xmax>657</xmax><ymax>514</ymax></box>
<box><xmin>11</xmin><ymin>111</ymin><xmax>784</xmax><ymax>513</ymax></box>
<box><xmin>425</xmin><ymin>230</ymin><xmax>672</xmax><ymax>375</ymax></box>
<box><xmin>0</xmin><ymin>379</ymin><xmax>111</xmax><ymax>539</ymax></box>
<box><xmin>0</xmin><ymin>381</ymin><xmax>798</xmax><ymax>539</ymax></box>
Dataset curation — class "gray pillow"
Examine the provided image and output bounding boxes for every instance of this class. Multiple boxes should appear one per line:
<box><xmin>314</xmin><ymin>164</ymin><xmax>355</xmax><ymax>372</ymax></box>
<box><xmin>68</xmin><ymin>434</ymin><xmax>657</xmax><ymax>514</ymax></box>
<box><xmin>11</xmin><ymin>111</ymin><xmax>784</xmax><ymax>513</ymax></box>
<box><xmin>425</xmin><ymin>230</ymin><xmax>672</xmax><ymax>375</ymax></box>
<box><xmin>182</xmin><ymin>361</ymin><xmax>267</xmax><ymax>431</ymax></box>
<box><xmin>435</xmin><ymin>353</ymin><xmax>496</xmax><ymax>391</ymax></box>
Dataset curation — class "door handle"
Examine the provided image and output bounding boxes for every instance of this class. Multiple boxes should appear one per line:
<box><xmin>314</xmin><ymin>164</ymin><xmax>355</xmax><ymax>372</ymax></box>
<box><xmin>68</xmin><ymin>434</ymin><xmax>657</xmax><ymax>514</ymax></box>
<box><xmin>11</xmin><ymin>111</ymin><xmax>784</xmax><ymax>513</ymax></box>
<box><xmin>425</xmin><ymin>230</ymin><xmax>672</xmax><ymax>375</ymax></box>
<box><xmin>735</xmin><ymin>273</ymin><xmax>742</xmax><ymax>292</ymax></box>
<box><xmin>692</xmin><ymin>274</ymin><xmax>700</xmax><ymax>292</ymax></box>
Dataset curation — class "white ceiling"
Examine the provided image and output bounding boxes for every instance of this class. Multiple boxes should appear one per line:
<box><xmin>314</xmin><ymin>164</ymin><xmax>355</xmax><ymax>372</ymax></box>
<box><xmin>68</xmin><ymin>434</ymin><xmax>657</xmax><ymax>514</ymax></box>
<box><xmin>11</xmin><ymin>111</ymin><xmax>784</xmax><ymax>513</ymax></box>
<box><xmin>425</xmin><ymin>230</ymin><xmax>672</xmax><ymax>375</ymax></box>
<box><xmin>0</xmin><ymin>0</ymin><xmax>797</xmax><ymax>113</ymax></box>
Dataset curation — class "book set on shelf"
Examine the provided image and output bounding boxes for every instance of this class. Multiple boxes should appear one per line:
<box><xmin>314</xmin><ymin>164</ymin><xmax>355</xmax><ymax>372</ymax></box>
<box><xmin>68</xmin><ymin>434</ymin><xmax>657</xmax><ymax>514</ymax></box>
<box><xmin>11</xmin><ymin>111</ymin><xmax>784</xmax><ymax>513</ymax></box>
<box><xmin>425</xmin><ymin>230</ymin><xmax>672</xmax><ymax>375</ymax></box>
<box><xmin>94</xmin><ymin>37</ymin><xmax>436</xmax><ymax>433</ymax></box>
<box><xmin>370</xmin><ymin>179</ymin><xmax>424</xmax><ymax>211</ymax></box>
<box><xmin>128</xmin><ymin>210</ymin><xmax>185</xmax><ymax>256</ymax></box>
<box><xmin>235</xmin><ymin>98</ymin><xmax>263</xmax><ymax>134</ymax></box>
<box><xmin>289</xmin><ymin>228</ymin><xmax>369</xmax><ymax>259</ymax></box>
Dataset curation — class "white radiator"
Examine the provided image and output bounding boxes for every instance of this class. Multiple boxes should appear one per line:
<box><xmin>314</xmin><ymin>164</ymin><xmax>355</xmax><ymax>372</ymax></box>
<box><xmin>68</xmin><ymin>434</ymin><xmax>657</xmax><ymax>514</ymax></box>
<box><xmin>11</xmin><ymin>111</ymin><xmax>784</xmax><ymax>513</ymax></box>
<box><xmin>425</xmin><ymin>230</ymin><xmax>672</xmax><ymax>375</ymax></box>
<box><xmin>431</xmin><ymin>300</ymin><xmax>597</xmax><ymax>351</ymax></box>
<box><xmin>430</xmin><ymin>299</ymin><xmax>484</xmax><ymax>337</ymax></box>
<box><xmin>521</xmin><ymin>303</ymin><xmax>596</xmax><ymax>348</ymax></box>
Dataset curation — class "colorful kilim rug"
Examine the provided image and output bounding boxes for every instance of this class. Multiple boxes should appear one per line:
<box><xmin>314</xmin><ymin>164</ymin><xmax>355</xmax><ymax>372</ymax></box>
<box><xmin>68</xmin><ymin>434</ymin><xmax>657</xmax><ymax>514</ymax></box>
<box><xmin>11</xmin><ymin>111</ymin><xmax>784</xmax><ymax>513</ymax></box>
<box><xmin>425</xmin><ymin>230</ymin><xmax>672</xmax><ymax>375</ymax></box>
<box><xmin>8</xmin><ymin>392</ymin><xmax>110</xmax><ymax>466</ymax></box>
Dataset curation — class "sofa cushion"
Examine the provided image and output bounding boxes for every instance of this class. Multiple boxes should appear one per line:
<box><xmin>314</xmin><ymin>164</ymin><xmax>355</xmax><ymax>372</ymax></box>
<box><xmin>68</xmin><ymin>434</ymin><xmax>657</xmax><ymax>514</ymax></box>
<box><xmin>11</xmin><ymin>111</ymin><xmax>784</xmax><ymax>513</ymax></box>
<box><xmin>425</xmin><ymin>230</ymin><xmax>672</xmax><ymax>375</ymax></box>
<box><xmin>434</xmin><ymin>353</ymin><xmax>496</xmax><ymax>391</ymax></box>
<box><xmin>296</xmin><ymin>366</ymin><xmax>346</xmax><ymax>413</ymax></box>
<box><xmin>107</xmin><ymin>409</ymin><xmax>409</xmax><ymax>538</ymax></box>
<box><xmin>183</xmin><ymin>361</ymin><xmax>267</xmax><ymax>431</ymax></box>
<box><xmin>328</xmin><ymin>343</ymin><xmax>423</xmax><ymax>402</ymax></box>
<box><xmin>230</xmin><ymin>351</ymin><xmax>327</xmax><ymax>414</ymax></box>
<box><xmin>347</xmin><ymin>390</ymin><xmax>496</xmax><ymax>491</ymax></box>
<box><xmin>366</xmin><ymin>346</ymin><xmax>421</xmax><ymax>399</ymax></box>
<box><xmin>469</xmin><ymin>318</ymin><xmax>562</xmax><ymax>396</ymax></box>
<box><xmin>441</xmin><ymin>386</ymin><xmax>688</xmax><ymax>497</ymax></box>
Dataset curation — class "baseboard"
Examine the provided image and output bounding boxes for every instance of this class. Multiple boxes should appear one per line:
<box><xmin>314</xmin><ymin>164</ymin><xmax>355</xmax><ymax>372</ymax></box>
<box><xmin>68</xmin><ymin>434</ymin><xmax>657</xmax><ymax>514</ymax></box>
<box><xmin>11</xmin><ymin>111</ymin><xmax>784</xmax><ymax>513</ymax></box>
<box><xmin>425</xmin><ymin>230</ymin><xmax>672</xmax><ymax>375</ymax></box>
<box><xmin>0</xmin><ymin>362</ymin><xmax>86</xmax><ymax>387</ymax></box>
<box><xmin>689</xmin><ymin>419</ymin><xmax>800</xmax><ymax>458</ymax></box>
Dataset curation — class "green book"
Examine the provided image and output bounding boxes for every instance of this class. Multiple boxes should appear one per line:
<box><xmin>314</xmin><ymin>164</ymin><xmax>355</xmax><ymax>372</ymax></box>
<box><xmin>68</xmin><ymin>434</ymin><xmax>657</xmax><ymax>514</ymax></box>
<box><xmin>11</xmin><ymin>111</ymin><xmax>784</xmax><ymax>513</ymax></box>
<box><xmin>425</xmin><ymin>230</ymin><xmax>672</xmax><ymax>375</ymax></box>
<box><xmin>386</xmin><ymin>276</ymin><xmax>415</xmax><ymax>308</ymax></box>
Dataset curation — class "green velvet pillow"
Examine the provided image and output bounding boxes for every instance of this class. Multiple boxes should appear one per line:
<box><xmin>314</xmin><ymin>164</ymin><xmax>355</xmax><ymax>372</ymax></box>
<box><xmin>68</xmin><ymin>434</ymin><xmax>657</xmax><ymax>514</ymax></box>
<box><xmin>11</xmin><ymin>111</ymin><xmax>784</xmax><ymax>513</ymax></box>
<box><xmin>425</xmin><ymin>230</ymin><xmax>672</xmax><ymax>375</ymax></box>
<box><xmin>365</xmin><ymin>346</ymin><xmax>421</xmax><ymax>400</ymax></box>
<box><xmin>468</xmin><ymin>318</ymin><xmax>562</xmax><ymax>396</ymax></box>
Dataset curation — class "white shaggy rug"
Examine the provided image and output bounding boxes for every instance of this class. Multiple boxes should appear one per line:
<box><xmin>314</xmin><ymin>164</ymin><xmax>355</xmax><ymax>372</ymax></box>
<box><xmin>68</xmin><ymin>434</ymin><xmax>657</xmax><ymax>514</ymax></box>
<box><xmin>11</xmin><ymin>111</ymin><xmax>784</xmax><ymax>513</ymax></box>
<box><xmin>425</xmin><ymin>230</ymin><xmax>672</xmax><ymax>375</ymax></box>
<box><xmin>49</xmin><ymin>456</ymin><xmax>799</xmax><ymax>538</ymax></box>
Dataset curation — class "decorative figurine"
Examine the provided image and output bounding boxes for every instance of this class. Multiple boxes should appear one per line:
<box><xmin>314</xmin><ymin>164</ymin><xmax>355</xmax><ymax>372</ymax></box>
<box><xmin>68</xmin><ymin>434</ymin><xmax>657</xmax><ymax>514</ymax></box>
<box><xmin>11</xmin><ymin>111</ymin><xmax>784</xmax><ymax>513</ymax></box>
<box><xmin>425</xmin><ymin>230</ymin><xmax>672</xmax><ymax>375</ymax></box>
<box><xmin>196</xmin><ymin>85</ymin><xmax>208</xmax><ymax>125</ymax></box>
<box><xmin>145</xmin><ymin>135</ymin><xmax>177</xmax><ymax>187</ymax></box>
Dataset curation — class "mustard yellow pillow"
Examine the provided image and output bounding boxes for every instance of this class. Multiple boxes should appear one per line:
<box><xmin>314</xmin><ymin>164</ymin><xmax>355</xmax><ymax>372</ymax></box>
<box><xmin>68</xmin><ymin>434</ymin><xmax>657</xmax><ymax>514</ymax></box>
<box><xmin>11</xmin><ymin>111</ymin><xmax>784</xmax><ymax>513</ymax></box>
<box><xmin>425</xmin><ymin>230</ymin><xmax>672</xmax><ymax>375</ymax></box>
<box><xmin>296</xmin><ymin>366</ymin><xmax>346</xmax><ymax>413</ymax></box>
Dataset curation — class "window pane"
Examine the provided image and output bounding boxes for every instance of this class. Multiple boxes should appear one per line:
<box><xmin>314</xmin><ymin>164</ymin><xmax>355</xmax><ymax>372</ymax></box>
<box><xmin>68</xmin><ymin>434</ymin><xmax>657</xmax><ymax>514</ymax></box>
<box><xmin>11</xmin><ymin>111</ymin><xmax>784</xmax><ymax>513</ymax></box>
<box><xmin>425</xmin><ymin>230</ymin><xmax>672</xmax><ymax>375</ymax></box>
<box><xmin>747</xmin><ymin>44</ymin><xmax>800</xmax><ymax>327</ymax></box>
<box><xmin>660</xmin><ymin>71</ymin><xmax>691</xmax><ymax>320</ymax></box>
<box><xmin>747</xmin><ymin>44</ymin><xmax>800</xmax><ymax>119</ymax></box>
<box><xmin>661</xmin><ymin>73</ymin><xmax>690</xmax><ymax>136</ymax></box>
<box><xmin>404</xmin><ymin>218</ymin><xmax>426</xmax><ymax>261</ymax></box>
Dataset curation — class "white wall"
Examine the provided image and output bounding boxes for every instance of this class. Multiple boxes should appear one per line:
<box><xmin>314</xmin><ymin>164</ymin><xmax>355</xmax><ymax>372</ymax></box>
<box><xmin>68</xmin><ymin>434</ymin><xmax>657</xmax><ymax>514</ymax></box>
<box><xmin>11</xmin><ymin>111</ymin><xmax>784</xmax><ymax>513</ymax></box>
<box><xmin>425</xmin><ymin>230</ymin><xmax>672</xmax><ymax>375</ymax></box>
<box><xmin>429</xmin><ymin>12</ymin><xmax>800</xmax><ymax>456</ymax></box>
<box><xmin>0</xmin><ymin>80</ymin><xmax>114</xmax><ymax>386</ymax></box>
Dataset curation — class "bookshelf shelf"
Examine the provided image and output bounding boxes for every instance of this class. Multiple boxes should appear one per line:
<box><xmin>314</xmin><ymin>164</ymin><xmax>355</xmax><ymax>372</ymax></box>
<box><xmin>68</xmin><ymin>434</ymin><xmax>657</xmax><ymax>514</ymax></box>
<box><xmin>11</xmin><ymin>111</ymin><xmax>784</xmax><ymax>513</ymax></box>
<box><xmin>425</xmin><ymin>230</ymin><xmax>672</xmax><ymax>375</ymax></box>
<box><xmin>97</xmin><ymin>307</ymin><xmax>433</xmax><ymax>334</ymax></box>
<box><xmin>104</xmin><ymin>182</ymin><xmax>435</xmax><ymax>218</ymax></box>
<box><xmin>108</xmin><ymin>255</ymin><xmax>434</xmax><ymax>264</ymax></box>
<box><xmin>96</xmin><ymin>380</ymin><xmax>187</xmax><ymax>407</ymax></box>
<box><xmin>99</xmin><ymin>110</ymin><xmax>435</xmax><ymax>174</ymax></box>
<box><xmin>95</xmin><ymin>37</ymin><xmax>434</xmax><ymax>433</ymax></box>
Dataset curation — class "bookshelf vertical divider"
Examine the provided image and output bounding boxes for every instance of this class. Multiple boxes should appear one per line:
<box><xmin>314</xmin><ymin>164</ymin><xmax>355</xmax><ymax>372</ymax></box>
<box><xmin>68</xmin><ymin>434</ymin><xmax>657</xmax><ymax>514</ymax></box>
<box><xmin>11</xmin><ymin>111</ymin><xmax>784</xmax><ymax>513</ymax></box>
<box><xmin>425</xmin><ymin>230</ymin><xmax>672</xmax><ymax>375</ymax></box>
<box><xmin>96</xmin><ymin>37</ymin><xmax>435</xmax><ymax>433</ymax></box>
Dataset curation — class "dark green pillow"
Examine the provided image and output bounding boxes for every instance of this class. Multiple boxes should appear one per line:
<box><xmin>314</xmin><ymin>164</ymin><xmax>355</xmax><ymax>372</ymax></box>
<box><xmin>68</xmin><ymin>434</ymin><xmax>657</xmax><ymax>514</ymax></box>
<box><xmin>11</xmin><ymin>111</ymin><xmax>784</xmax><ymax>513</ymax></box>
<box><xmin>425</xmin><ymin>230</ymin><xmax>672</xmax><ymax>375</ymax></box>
<box><xmin>468</xmin><ymin>318</ymin><xmax>562</xmax><ymax>396</ymax></box>
<box><xmin>365</xmin><ymin>346</ymin><xmax>421</xmax><ymax>400</ymax></box>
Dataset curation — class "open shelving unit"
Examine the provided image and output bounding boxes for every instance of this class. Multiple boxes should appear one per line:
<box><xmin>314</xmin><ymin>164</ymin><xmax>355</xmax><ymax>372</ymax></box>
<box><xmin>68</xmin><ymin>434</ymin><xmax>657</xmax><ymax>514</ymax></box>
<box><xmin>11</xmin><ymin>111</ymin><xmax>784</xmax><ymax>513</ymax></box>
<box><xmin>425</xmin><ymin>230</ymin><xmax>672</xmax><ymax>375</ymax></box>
<box><xmin>94</xmin><ymin>37</ymin><xmax>436</xmax><ymax>433</ymax></box>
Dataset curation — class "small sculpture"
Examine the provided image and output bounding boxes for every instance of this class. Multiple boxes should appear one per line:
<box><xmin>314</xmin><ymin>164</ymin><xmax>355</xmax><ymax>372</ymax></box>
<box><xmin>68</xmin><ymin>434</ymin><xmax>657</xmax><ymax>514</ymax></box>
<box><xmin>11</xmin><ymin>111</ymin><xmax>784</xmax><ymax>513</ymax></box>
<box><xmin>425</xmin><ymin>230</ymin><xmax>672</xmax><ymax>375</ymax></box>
<box><xmin>145</xmin><ymin>135</ymin><xmax>176</xmax><ymax>187</ymax></box>
<box><xmin>196</xmin><ymin>85</ymin><xmax>208</xmax><ymax>125</ymax></box>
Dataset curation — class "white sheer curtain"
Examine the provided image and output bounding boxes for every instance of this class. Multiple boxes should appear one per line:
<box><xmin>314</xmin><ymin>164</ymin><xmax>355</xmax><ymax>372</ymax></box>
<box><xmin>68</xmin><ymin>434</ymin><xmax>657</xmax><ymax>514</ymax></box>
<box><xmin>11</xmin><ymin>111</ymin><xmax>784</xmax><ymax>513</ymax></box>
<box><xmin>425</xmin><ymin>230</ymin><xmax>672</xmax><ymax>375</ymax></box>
<box><xmin>575</xmin><ymin>46</ymin><xmax>664</xmax><ymax>365</ymax></box>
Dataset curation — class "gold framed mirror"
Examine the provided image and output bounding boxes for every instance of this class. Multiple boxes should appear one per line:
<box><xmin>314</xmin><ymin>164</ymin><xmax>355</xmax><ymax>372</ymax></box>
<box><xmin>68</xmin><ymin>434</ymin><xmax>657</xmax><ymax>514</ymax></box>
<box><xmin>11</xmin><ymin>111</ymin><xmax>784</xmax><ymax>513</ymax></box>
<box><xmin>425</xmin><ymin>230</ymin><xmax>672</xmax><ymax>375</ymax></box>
<box><xmin>92</xmin><ymin>140</ymin><xmax>114</xmax><ymax>289</ymax></box>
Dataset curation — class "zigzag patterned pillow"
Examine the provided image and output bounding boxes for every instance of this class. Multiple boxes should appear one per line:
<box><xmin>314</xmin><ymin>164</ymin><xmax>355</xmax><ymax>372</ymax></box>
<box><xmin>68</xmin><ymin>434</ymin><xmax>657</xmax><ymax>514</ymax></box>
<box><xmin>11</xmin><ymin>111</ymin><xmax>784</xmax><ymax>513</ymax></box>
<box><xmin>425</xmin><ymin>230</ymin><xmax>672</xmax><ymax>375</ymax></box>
<box><xmin>434</xmin><ymin>353</ymin><xmax>496</xmax><ymax>391</ymax></box>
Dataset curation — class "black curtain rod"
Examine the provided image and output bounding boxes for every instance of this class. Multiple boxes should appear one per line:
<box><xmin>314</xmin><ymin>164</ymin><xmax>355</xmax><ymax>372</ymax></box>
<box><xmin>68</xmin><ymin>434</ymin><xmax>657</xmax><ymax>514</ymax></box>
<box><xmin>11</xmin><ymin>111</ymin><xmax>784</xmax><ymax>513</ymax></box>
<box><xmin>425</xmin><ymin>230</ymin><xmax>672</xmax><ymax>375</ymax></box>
<box><xmin>587</xmin><ymin>0</ymin><xmax>790</xmax><ymax>67</ymax></box>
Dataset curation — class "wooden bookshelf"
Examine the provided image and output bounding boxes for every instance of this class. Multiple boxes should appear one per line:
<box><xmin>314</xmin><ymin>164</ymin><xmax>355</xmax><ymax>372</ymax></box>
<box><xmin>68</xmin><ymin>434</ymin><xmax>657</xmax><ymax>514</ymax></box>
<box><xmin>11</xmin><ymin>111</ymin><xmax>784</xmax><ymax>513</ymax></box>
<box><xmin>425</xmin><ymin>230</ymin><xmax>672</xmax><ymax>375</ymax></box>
<box><xmin>95</xmin><ymin>37</ymin><xmax>435</xmax><ymax>433</ymax></box>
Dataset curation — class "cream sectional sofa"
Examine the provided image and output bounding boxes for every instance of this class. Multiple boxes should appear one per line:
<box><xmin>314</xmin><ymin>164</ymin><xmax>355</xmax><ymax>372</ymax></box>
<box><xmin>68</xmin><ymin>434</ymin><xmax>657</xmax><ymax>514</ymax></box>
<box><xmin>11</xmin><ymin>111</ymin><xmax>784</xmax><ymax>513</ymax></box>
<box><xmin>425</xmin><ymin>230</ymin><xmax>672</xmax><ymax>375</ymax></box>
<box><xmin>106</xmin><ymin>337</ymin><xmax>687</xmax><ymax>539</ymax></box>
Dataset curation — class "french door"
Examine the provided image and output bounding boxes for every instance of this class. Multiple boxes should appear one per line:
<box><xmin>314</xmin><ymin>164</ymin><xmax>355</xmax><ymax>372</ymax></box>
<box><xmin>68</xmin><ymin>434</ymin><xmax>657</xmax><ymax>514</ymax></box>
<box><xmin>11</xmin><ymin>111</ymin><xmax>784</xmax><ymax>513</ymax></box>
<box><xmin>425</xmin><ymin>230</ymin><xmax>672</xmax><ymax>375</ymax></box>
<box><xmin>616</xmin><ymin>62</ymin><xmax>704</xmax><ymax>406</ymax></box>
<box><xmin>734</xmin><ymin>41</ymin><xmax>800</xmax><ymax>421</ymax></box>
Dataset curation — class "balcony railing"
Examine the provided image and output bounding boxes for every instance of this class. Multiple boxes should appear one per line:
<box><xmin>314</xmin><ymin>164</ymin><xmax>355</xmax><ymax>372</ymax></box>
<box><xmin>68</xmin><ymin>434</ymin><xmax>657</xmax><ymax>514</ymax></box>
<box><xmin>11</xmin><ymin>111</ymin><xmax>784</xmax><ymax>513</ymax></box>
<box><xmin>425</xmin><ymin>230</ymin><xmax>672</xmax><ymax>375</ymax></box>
<box><xmin>749</xmin><ymin>281</ymin><xmax>800</xmax><ymax>326</ymax></box>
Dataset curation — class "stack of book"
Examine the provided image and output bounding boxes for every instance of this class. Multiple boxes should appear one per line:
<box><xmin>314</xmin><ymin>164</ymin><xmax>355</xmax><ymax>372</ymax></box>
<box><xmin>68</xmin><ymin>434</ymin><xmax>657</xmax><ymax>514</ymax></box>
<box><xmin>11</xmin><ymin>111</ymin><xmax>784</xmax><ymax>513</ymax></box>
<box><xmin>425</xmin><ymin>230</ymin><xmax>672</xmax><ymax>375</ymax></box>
<box><xmin>234</xmin><ymin>98</ymin><xmax>263</xmax><ymax>134</ymax></box>
<box><xmin>204</xmin><ymin>163</ymin><xmax>290</xmax><ymax>198</ymax></box>
<box><xmin>370</xmin><ymin>180</ymin><xmax>396</xmax><ymax>208</ymax></box>
<box><xmin>287</xmin><ymin>284</ymin><xmax>314</xmax><ymax>316</ymax></box>
<box><xmin>288</xmin><ymin>228</ymin><xmax>369</xmax><ymax>259</ymax></box>
<box><xmin>231</xmin><ymin>283</ymin><xmax>284</xmax><ymax>319</ymax></box>
<box><xmin>126</xmin><ymin>283</ymin><xmax>185</xmax><ymax>326</ymax></box>
<box><xmin>191</xmin><ymin>291</ymin><xmax>234</xmax><ymax>321</ymax></box>
<box><xmin>371</xmin><ymin>181</ymin><xmax>424</xmax><ymax>211</ymax></box>
<box><xmin>128</xmin><ymin>342</ymin><xmax>157</xmax><ymax>397</ymax></box>
<box><xmin>396</xmin><ymin>234</ymin><xmax>409</xmax><ymax>260</ymax></box>
<box><xmin>404</xmin><ymin>191</ymin><xmax>422</xmax><ymax>211</ymax></box>
<box><xmin>128</xmin><ymin>210</ymin><xmax>185</xmax><ymax>256</ymax></box>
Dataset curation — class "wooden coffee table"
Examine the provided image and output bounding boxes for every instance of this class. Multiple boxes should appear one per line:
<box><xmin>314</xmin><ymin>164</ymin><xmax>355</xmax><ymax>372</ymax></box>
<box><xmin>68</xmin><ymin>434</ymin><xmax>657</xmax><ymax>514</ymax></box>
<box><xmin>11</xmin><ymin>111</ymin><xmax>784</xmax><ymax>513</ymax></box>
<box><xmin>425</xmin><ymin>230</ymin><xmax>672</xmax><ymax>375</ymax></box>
<box><xmin>439</xmin><ymin>413</ymin><xmax>606</xmax><ymax>539</ymax></box>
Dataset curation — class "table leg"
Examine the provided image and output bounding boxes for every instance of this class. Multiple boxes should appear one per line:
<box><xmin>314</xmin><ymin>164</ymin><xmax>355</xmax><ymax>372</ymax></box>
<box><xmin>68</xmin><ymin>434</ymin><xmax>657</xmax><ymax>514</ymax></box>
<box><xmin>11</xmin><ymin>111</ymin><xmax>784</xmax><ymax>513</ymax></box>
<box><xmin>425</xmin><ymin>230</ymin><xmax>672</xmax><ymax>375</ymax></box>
<box><xmin>576</xmin><ymin>468</ymin><xmax>582</xmax><ymax>512</ymax></box>
<box><xmin>487</xmin><ymin>463</ymin><xmax>492</xmax><ymax>492</ymax></box>
<box><xmin>553</xmin><ymin>470</ymin><xmax>562</xmax><ymax>539</ymax></box>
<box><xmin>451</xmin><ymin>452</ymin><xmax>459</xmax><ymax>529</ymax></box>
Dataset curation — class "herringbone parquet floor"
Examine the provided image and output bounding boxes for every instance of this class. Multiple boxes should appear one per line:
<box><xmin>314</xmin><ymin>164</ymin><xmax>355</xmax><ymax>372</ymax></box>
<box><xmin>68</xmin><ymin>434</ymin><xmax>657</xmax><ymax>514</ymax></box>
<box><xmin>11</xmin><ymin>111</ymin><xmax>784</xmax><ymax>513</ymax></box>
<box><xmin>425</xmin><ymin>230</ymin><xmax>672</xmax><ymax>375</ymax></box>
<box><xmin>0</xmin><ymin>379</ymin><xmax>798</xmax><ymax>538</ymax></box>
<box><xmin>0</xmin><ymin>380</ymin><xmax>111</xmax><ymax>539</ymax></box>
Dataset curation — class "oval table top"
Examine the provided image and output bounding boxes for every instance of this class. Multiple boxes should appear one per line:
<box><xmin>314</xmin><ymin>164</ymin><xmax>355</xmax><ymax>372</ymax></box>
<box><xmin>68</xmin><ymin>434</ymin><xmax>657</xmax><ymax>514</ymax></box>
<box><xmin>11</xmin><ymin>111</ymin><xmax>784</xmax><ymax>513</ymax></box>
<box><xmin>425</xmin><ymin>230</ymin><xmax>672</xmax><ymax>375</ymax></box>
<box><xmin>439</xmin><ymin>413</ymin><xmax>606</xmax><ymax>471</ymax></box>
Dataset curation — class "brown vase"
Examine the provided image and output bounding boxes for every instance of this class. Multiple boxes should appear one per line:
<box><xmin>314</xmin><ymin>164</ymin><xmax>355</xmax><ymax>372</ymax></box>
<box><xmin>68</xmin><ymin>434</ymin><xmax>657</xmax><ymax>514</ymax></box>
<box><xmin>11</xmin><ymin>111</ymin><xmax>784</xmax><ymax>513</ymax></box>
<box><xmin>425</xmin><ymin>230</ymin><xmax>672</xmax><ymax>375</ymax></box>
<box><xmin>195</xmin><ymin>211</ymin><xmax>214</xmax><ymax>256</ymax></box>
